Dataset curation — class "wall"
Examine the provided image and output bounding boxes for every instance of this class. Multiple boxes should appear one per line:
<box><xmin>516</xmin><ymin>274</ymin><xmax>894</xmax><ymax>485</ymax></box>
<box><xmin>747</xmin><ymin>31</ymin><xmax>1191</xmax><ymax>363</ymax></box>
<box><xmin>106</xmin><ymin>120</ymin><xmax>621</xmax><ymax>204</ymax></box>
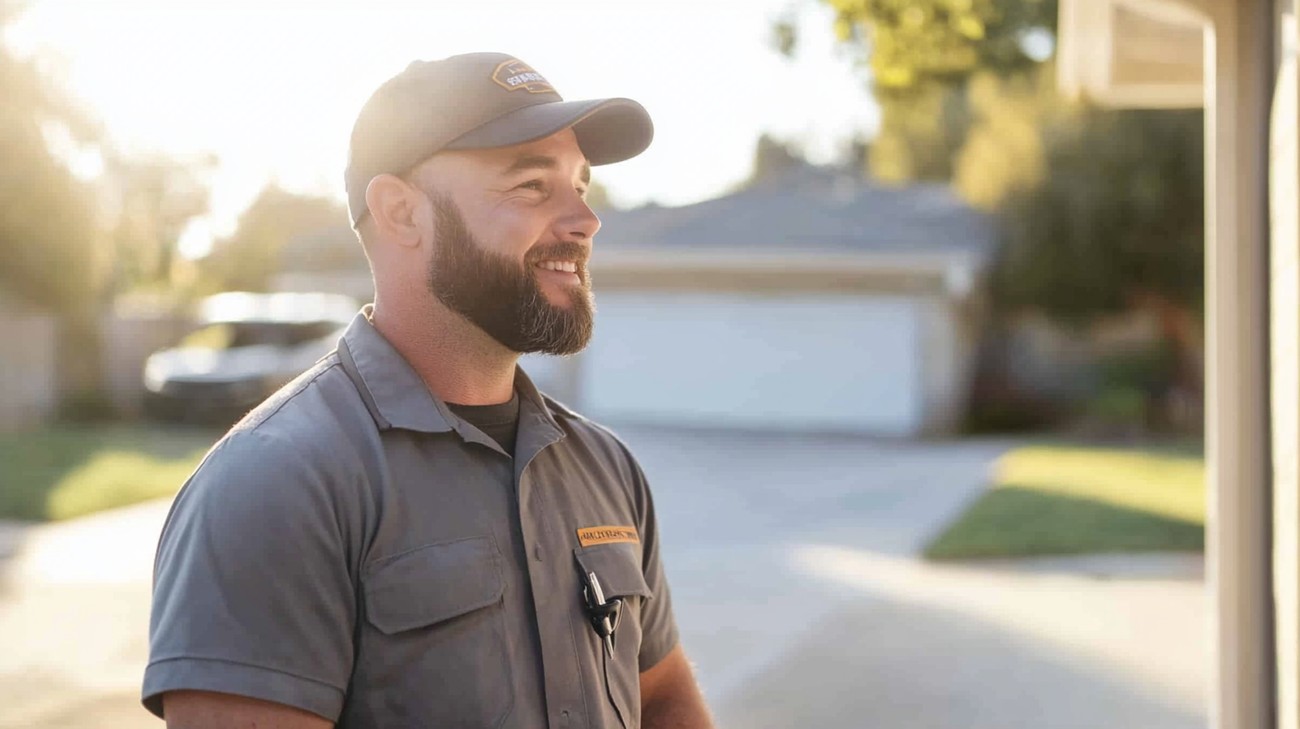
<box><xmin>917</xmin><ymin>298</ymin><xmax>981</xmax><ymax>435</ymax></box>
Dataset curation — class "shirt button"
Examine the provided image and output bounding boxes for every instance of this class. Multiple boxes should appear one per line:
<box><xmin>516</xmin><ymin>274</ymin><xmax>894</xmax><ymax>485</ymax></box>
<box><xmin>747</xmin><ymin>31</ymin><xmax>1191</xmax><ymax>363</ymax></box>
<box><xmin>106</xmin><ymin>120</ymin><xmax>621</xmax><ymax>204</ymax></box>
<box><xmin>533</xmin><ymin>544</ymin><xmax>543</xmax><ymax>561</ymax></box>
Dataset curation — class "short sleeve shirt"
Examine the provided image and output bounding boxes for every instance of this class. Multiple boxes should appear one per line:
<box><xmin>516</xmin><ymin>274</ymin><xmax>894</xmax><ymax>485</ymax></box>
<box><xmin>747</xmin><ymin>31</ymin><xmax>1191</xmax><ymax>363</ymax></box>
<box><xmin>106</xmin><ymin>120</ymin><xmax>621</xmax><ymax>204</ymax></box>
<box><xmin>143</xmin><ymin>309</ymin><xmax>679</xmax><ymax>729</ymax></box>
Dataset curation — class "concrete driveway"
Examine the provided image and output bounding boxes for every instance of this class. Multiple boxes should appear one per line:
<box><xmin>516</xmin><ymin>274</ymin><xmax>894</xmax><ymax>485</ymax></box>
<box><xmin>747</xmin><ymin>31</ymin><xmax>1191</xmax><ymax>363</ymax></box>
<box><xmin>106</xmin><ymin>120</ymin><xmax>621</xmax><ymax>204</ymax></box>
<box><xmin>0</xmin><ymin>426</ymin><xmax>1206</xmax><ymax>728</ymax></box>
<box><xmin>612</xmin><ymin>425</ymin><xmax>1206</xmax><ymax>729</ymax></box>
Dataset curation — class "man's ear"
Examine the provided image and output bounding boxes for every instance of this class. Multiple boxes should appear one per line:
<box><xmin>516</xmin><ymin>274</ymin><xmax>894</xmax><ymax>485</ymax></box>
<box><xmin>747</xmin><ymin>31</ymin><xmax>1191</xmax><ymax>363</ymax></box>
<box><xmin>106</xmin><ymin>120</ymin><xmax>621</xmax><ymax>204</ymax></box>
<box><xmin>365</xmin><ymin>174</ymin><xmax>423</xmax><ymax>249</ymax></box>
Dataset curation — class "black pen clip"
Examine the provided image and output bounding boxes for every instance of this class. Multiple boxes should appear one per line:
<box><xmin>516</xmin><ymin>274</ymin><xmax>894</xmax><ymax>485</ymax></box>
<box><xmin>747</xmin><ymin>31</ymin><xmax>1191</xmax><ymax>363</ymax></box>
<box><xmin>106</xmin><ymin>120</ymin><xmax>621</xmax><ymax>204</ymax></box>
<box><xmin>582</xmin><ymin>570</ymin><xmax>622</xmax><ymax>658</ymax></box>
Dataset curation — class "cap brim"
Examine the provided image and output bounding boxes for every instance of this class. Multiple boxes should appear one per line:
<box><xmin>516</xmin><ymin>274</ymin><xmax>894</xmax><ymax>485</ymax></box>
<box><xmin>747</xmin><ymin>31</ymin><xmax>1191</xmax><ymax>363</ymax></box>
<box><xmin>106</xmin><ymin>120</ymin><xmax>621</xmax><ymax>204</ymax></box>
<box><xmin>444</xmin><ymin>98</ymin><xmax>652</xmax><ymax>165</ymax></box>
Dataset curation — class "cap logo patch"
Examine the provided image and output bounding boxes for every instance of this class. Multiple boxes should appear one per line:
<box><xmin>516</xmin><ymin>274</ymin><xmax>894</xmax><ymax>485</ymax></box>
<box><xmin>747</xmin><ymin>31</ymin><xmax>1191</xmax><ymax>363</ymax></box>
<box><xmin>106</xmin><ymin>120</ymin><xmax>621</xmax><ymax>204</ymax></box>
<box><xmin>492</xmin><ymin>59</ymin><xmax>555</xmax><ymax>94</ymax></box>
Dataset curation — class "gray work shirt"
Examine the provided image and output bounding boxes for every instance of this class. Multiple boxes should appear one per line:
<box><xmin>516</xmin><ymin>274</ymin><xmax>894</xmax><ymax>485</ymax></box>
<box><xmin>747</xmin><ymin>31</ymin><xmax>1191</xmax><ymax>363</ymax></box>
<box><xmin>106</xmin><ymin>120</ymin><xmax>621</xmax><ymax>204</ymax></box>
<box><xmin>143</xmin><ymin>310</ymin><xmax>679</xmax><ymax>728</ymax></box>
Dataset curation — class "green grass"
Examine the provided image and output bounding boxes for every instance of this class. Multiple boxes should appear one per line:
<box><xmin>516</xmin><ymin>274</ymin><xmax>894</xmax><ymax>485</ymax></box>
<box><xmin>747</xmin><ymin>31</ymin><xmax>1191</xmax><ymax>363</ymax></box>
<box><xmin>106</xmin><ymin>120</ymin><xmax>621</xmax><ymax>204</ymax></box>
<box><xmin>0</xmin><ymin>425</ymin><xmax>221</xmax><ymax>521</ymax></box>
<box><xmin>924</xmin><ymin>443</ymin><xmax>1206</xmax><ymax>560</ymax></box>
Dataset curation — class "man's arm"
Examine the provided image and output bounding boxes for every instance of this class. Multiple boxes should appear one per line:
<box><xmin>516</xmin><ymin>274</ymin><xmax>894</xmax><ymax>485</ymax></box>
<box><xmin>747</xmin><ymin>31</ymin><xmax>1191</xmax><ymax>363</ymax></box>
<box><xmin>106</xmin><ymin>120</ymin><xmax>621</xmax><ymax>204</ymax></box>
<box><xmin>163</xmin><ymin>690</ymin><xmax>334</xmax><ymax>729</ymax></box>
<box><xmin>640</xmin><ymin>645</ymin><xmax>714</xmax><ymax>729</ymax></box>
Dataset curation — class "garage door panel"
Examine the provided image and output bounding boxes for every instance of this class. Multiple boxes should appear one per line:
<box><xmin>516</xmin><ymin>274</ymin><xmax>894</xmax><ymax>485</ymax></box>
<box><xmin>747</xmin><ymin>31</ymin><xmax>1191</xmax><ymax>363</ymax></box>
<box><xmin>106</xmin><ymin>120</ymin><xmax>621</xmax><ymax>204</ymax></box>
<box><xmin>581</xmin><ymin>293</ymin><xmax>922</xmax><ymax>434</ymax></box>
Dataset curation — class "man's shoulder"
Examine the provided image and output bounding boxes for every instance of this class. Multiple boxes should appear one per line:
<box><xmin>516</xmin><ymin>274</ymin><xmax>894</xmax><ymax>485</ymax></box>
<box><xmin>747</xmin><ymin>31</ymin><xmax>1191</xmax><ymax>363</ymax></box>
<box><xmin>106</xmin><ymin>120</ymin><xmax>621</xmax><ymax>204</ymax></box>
<box><xmin>230</xmin><ymin>350</ymin><xmax>366</xmax><ymax>434</ymax></box>
<box><xmin>543</xmin><ymin>394</ymin><xmax>642</xmax><ymax>471</ymax></box>
<box><xmin>544</xmin><ymin>394</ymin><xmax>620</xmax><ymax>443</ymax></box>
<box><xmin>199</xmin><ymin>353</ymin><xmax>375</xmax><ymax>480</ymax></box>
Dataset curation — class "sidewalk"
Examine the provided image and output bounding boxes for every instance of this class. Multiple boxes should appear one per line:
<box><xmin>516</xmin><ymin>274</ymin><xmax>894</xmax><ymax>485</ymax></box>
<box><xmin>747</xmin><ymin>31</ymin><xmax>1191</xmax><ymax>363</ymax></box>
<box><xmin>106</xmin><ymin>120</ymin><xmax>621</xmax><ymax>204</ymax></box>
<box><xmin>0</xmin><ymin>499</ymin><xmax>169</xmax><ymax>728</ymax></box>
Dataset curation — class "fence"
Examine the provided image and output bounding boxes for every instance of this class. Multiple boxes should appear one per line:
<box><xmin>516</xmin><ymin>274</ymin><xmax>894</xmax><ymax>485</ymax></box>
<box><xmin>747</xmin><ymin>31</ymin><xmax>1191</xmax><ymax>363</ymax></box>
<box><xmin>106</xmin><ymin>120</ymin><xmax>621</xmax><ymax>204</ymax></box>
<box><xmin>0</xmin><ymin>311</ymin><xmax>58</xmax><ymax>432</ymax></box>
<box><xmin>100</xmin><ymin>312</ymin><xmax>194</xmax><ymax>418</ymax></box>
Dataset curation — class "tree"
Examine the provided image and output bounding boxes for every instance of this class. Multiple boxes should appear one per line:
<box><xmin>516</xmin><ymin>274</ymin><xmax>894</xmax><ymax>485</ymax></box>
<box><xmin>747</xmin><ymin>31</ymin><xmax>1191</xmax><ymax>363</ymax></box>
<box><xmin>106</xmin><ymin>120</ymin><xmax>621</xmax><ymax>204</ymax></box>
<box><xmin>993</xmin><ymin>107</ymin><xmax>1204</xmax><ymax>396</ymax></box>
<box><xmin>0</xmin><ymin>3</ymin><xmax>213</xmax><ymax>309</ymax></box>
<box><xmin>951</xmin><ymin>67</ymin><xmax>1057</xmax><ymax>210</ymax></box>
<box><xmin>0</xmin><ymin>0</ymin><xmax>102</xmax><ymax>315</ymax></box>
<box><xmin>780</xmin><ymin>0</ymin><xmax>1057</xmax><ymax>182</ymax></box>
<box><xmin>101</xmin><ymin>153</ymin><xmax>213</xmax><ymax>296</ymax></box>
<box><xmin>821</xmin><ymin>0</ymin><xmax>1056</xmax><ymax>90</ymax></box>
<box><xmin>198</xmin><ymin>185</ymin><xmax>349</xmax><ymax>293</ymax></box>
<box><xmin>746</xmin><ymin>134</ymin><xmax>814</xmax><ymax>186</ymax></box>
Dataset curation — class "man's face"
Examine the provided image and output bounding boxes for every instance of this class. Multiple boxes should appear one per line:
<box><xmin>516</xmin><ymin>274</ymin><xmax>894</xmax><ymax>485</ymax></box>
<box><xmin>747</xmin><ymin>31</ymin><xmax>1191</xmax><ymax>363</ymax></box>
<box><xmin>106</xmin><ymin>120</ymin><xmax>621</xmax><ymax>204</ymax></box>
<box><xmin>414</xmin><ymin>130</ymin><xmax>601</xmax><ymax>355</ymax></box>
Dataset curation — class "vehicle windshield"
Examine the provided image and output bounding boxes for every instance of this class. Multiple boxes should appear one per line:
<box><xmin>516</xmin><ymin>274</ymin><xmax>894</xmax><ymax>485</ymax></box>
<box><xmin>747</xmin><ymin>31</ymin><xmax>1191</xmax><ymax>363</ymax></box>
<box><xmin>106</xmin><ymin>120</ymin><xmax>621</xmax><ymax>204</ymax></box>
<box><xmin>176</xmin><ymin>321</ymin><xmax>341</xmax><ymax>350</ymax></box>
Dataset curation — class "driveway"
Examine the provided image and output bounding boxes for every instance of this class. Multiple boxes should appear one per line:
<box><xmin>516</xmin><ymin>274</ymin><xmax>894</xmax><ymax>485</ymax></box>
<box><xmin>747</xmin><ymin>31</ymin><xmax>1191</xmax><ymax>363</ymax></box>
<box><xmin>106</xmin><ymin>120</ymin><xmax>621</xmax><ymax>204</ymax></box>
<box><xmin>610</xmin><ymin>425</ymin><xmax>1205</xmax><ymax>728</ymax></box>
<box><xmin>0</xmin><ymin>426</ymin><xmax>1207</xmax><ymax>728</ymax></box>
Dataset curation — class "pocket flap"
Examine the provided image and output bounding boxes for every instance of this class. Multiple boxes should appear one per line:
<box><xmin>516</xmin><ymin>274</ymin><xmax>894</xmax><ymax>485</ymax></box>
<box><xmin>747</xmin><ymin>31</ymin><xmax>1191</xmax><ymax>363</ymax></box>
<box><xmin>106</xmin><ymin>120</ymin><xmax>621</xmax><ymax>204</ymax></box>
<box><xmin>363</xmin><ymin>536</ymin><xmax>504</xmax><ymax>634</ymax></box>
<box><xmin>574</xmin><ymin>542</ymin><xmax>652</xmax><ymax>600</ymax></box>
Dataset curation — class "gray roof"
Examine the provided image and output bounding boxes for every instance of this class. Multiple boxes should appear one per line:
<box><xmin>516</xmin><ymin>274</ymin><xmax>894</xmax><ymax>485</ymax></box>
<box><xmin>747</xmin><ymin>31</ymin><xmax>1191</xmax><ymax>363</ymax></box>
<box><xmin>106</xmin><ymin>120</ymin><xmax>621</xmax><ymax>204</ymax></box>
<box><xmin>595</xmin><ymin>166</ymin><xmax>998</xmax><ymax>259</ymax></box>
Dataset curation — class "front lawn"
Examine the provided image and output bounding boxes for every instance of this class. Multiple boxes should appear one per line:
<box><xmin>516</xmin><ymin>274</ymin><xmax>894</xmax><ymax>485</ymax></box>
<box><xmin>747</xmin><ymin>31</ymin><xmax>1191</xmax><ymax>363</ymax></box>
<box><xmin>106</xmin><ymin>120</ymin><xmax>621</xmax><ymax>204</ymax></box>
<box><xmin>0</xmin><ymin>425</ymin><xmax>221</xmax><ymax>521</ymax></box>
<box><xmin>924</xmin><ymin>443</ymin><xmax>1205</xmax><ymax>560</ymax></box>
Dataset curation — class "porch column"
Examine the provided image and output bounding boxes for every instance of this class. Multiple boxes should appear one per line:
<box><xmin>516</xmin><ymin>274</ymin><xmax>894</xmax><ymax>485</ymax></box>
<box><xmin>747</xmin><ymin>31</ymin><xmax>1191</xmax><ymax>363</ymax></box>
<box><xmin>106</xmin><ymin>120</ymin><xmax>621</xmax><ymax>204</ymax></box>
<box><xmin>1271</xmin><ymin>3</ymin><xmax>1299</xmax><ymax>727</ymax></box>
<box><xmin>1206</xmin><ymin>0</ymin><xmax>1276</xmax><ymax>727</ymax></box>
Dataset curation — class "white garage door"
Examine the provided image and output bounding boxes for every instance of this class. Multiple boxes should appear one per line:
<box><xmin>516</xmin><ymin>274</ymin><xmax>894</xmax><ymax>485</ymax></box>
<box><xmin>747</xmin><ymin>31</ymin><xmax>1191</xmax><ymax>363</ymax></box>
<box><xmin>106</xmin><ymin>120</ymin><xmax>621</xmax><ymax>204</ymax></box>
<box><xmin>580</xmin><ymin>292</ymin><xmax>924</xmax><ymax>435</ymax></box>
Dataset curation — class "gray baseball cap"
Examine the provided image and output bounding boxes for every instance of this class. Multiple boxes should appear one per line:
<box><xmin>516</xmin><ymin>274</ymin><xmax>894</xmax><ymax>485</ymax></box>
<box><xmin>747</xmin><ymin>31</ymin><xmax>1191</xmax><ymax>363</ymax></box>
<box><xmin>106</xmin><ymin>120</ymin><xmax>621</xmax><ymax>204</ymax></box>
<box><xmin>345</xmin><ymin>52</ymin><xmax>653</xmax><ymax>227</ymax></box>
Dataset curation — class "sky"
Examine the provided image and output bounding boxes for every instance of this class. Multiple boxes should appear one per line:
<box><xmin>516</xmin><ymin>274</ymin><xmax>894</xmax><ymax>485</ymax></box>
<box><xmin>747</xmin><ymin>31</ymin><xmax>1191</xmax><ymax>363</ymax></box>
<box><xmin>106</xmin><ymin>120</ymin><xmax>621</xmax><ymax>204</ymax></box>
<box><xmin>5</xmin><ymin>0</ymin><xmax>881</xmax><ymax>257</ymax></box>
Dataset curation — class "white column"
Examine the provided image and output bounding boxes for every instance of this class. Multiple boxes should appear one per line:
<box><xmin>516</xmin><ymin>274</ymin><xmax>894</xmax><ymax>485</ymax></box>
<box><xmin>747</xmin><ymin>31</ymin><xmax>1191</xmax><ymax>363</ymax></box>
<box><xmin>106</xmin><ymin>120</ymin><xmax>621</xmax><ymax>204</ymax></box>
<box><xmin>1206</xmin><ymin>0</ymin><xmax>1277</xmax><ymax>727</ymax></box>
<box><xmin>1272</xmin><ymin>3</ymin><xmax>1299</xmax><ymax>727</ymax></box>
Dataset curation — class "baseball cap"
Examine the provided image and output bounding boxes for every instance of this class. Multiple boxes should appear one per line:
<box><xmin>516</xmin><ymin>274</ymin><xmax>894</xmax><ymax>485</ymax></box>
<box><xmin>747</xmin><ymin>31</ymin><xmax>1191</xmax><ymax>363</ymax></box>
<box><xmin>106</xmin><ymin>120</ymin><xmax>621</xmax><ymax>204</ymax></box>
<box><xmin>345</xmin><ymin>52</ymin><xmax>654</xmax><ymax>227</ymax></box>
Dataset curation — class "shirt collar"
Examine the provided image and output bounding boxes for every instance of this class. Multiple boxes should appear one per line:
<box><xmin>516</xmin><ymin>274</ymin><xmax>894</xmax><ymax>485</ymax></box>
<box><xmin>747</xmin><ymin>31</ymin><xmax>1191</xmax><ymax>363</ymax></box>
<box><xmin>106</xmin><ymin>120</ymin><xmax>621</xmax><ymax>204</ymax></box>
<box><xmin>338</xmin><ymin>306</ymin><xmax>565</xmax><ymax>437</ymax></box>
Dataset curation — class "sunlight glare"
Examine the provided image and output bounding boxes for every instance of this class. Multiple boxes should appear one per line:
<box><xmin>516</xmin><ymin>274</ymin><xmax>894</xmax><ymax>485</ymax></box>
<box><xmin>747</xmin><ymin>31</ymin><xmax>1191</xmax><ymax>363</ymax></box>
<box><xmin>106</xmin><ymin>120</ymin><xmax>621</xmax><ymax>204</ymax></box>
<box><xmin>8</xmin><ymin>0</ymin><xmax>880</xmax><ymax>237</ymax></box>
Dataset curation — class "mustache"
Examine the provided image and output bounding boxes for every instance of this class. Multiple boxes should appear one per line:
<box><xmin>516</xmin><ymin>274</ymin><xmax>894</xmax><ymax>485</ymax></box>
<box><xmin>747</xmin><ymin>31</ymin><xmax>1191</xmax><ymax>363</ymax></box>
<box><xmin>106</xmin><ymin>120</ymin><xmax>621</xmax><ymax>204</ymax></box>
<box><xmin>525</xmin><ymin>241</ymin><xmax>589</xmax><ymax>267</ymax></box>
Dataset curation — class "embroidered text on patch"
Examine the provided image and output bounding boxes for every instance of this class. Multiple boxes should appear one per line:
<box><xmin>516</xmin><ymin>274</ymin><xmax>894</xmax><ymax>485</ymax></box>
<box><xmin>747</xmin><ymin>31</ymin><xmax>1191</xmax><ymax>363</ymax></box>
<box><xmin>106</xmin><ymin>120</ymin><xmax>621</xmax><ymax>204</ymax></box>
<box><xmin>491</xmin><ymin>59</ymin><xmax>555</xmax><ymax>94</ymax></box>
<box><xmin>577</xmin><ymin>525</ymin><xmax>640</xmax><ymax>547</ymax></box>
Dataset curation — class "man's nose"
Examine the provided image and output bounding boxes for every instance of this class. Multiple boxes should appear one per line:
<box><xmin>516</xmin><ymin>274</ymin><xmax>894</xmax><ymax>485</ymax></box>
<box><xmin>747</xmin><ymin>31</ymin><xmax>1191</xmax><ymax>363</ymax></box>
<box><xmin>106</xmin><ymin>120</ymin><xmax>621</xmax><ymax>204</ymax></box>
<box><xmin>557</xmin><ymin>192</ymin><xmax>601</xmax><ymax>242</ymax></box>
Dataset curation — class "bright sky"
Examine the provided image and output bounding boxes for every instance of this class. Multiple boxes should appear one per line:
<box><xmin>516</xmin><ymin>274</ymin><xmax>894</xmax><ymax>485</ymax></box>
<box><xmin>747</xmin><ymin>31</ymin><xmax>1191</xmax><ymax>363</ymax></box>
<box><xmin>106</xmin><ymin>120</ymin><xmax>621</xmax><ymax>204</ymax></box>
<box><xmin>5</xmin><ymin>0</ymin><xmax>880</xmax><ymax>257</ymax></box>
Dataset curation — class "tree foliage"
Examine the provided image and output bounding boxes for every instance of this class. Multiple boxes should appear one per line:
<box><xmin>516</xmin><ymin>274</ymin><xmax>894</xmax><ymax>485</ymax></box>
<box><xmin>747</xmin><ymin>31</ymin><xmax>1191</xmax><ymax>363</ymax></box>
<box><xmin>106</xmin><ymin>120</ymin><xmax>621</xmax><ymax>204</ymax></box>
<box><xmin>783</xmin><ymin>0</ymin><xmax>1056</xmax><ymax>182</ymax></box>
<box><xmin>0</xmin><ymin>1</ymin><xmax>101</xmax><ymax>314</ymax></box>
<box><xmin>198</xmin><ymin>185</ymin><xmax>348</xmax><ymax>293</ymax></box>
<box><xmin>993</xmin><ymin>108</ymin><xmax>1204</xmax><ymax>320</ymax></box>
<box><xmin>0</xmin><ymin>3</ymin><xmax>213</xmax><ymax>311</ymax></box>
<box><xmin>102</xmin><ymin>153</ymin><xmax>214</xmax><ymax>295</ymax></box>
<box><xmin>823</xmin><ymin>0</ymin><xmax>1056</xmax><ymax>91</ymax></box>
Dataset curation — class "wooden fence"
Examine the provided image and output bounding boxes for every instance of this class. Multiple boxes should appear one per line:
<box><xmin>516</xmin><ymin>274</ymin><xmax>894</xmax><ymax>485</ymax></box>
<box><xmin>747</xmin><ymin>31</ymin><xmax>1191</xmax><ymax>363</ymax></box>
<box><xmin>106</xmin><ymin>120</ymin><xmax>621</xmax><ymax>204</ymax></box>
<box><xmin>0</xmin><ymin>312</ymin><xmax>58</xmax><ymax>432</ymax></box>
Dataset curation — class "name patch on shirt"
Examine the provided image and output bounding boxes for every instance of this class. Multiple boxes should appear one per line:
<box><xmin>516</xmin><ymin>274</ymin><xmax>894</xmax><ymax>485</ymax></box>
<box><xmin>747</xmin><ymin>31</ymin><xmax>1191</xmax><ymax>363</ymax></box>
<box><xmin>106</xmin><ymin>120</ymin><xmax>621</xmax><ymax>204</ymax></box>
<box><xmin>576</xmin><ymin>525</ymin><xmax>639</xmax><ymax>548</ymax></box>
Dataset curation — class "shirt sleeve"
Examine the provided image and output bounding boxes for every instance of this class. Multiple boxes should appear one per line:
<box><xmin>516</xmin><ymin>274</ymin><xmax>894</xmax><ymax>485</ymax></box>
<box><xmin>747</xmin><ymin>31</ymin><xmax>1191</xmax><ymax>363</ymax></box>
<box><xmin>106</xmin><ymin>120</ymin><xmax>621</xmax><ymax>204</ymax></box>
<box><xmin>142</xmin><ymin>429</ymin><xmax>358</xmax><ymax>721</ymax></box>
<box><xmin>622</xmin><ymin>448</ymin><xmax>680</xmax><ymax>672</ymax></box>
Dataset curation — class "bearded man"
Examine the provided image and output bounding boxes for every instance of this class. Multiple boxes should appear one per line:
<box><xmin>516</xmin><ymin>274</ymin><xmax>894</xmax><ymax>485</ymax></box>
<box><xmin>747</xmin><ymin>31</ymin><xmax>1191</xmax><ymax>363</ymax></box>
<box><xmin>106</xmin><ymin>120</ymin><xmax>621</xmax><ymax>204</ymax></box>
<box><xmin>143</xmin><ymin>52</ymin><xmax>713</xmax><ymax>729</ymax></box>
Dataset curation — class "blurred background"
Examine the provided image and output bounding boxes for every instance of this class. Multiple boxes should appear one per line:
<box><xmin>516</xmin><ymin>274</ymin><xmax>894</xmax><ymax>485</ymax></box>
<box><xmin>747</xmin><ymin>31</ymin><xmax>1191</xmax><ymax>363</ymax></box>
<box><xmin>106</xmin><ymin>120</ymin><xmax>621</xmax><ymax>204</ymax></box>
<box><xmin>0</xmin><ymin>0</ymin><xmax>1222</xmax><ymax>727</ymax></box>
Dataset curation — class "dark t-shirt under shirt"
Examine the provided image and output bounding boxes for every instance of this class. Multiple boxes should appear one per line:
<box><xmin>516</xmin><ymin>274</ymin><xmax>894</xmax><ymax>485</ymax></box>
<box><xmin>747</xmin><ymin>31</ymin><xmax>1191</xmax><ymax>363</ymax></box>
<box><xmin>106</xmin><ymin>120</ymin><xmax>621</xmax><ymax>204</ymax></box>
<box><xmin>447</xmin><ymin>392</ymin><xmax>521</xmax><ymax>455</ymax></box>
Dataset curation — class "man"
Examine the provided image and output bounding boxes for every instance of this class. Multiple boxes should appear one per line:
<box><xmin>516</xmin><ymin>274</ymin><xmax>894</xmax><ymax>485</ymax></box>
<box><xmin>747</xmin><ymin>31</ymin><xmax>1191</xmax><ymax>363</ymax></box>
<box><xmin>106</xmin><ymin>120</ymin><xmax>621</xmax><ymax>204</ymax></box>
<box><xmin>143</xmin><ymin>52</ymin><xmax>713</xmax><ymax>728</ymax></box>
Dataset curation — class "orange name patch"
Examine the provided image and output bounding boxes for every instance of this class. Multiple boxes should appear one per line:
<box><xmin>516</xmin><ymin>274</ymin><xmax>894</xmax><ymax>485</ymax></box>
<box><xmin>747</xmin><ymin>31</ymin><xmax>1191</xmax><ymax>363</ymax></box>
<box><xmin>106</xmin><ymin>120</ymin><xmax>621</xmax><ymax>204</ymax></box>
<box><xmin>576</xmin><ymin>525</ymin><xmax>640</xmax><ymax>548</ymax></box>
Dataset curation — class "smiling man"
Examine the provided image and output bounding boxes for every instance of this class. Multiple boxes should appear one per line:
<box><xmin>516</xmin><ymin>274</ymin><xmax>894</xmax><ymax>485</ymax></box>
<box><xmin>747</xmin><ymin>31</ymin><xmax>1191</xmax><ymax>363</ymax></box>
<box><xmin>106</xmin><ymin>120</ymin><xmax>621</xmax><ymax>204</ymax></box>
<box><xmin>143</xmin><ymin>53</ymin><xmax>713</xmax><ymax>728</ymax></box>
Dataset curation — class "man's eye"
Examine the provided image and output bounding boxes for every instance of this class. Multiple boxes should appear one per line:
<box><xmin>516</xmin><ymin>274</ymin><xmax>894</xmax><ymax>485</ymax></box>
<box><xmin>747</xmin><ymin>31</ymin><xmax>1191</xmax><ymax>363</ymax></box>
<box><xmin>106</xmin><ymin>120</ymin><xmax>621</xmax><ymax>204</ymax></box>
<box><xmin>518</xmin><ymin>180</ymin><xmax>545</xmax><ymax>192</ymax></box>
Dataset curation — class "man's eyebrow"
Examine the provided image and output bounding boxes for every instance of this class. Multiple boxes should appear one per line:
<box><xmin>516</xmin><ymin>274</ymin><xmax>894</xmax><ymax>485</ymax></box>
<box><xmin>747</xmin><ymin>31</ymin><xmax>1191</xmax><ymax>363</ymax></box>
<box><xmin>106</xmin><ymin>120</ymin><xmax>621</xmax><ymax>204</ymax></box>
<box><xmin>503</xmin><ymin>154</ymin><xmax>592</xmax><ymax>184</ymax></box>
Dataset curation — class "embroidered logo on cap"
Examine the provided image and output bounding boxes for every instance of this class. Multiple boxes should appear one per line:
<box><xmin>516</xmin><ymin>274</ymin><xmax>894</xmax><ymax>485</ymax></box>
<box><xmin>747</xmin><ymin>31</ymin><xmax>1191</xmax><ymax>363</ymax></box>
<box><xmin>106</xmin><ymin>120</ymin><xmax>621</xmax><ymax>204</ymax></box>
<box><xmin>491</xmin><ymin>59</ymin><xmax>555</xmax><ymax>94</ymax></box>
<box><xmin>577</xmin><ymin>525</ymin><xmax>639</xmax><ymax>548</ymax></box>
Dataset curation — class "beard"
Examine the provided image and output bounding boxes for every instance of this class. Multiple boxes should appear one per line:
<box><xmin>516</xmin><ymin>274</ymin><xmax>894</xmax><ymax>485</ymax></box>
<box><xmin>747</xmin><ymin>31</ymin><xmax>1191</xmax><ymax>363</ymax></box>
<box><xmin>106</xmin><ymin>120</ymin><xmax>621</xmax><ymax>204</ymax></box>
<box><xmin>425</xmin><ymin>192</ymin><xmax>595</xmax><ymax>355</ymax></box>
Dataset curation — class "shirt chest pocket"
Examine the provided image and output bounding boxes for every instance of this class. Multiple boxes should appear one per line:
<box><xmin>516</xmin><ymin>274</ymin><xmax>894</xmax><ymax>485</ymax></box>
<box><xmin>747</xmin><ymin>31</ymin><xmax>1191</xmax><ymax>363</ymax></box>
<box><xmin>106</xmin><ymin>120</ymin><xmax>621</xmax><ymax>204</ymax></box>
<box><xmin>574</xmin><ymin>542</ymin><xmax>654</xmax><ymax>729</ymax></box>
<box><xmin>354</xmin><ymin>536</ymin><xmax>514</xmax><ymax>728</ymax></box>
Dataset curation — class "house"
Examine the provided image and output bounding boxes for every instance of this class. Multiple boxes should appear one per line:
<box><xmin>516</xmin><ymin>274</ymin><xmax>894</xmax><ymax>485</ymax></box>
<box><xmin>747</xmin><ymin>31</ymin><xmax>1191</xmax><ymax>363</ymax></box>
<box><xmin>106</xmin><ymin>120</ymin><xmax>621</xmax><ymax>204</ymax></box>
<box><xmin>277</xmin><ymin>166</ymin><xmax>998</xmax><ymax>437</ymax></box>
<box><xmin>562</xmin><ymin>166</ymin><xmax>997</xmax><ymax>437</ymax></box>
